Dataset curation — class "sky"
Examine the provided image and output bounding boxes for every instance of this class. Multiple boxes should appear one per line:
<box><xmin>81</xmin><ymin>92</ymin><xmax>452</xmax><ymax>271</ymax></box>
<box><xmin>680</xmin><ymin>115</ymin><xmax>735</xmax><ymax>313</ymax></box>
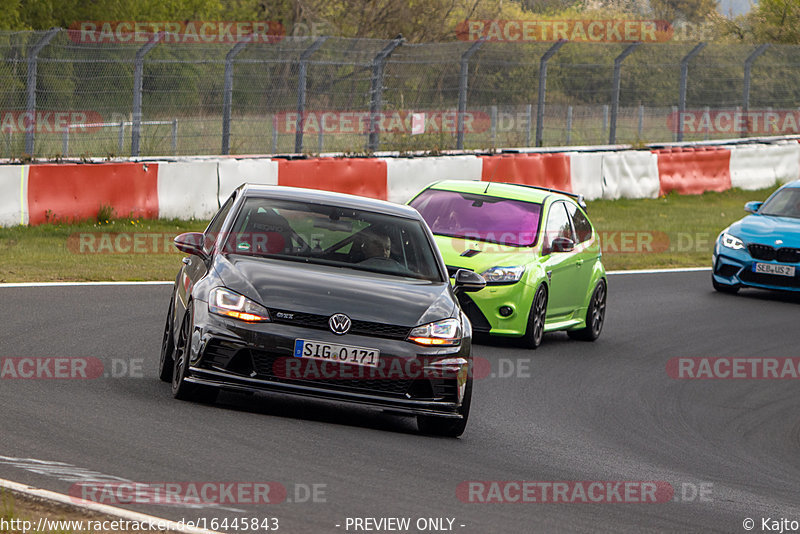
<box><xmin>717</xmin><ymin>0</ymin><xmax>755</xmax><ymax>16</ymax></box>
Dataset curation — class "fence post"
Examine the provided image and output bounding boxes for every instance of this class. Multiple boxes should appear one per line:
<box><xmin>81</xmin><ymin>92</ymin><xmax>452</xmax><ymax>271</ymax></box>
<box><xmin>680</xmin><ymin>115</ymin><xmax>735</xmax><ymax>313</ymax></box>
<box><xmin>457</xmin><ymin>38</ymin><xmax>485</xmax><ymax>150</ymax></box>
<box><xmin>536</xmin><ymin>39</ymin><xmax>566</xmax><ymax>147</ymax></box>
<box><xmin>490</xmin><ymin>105</ymin><xmax>497</xmax><ymax>147</ymax></box>
<box><xmin>677</xmin><ymin>42</ymin><xmax>706</xmax><ymax>142</ymax></box>
<box><xmin>566</xmin><ymin>106</ymin><xmax>573</xmax><ymax>144</ymax></box>
<box><xmin>671</xmin><ymin>106</ymin><xmax>678</xmax><ymax>141</ymax></box>
<box><xmin>62</xmin><ymin>127</ymin><xmax>69</xmax><ymax>157</ymax></box>
<box><xmin>294</xmin><ymin>37</ymin><xmax>329</xmax><ymax>154</ymax></box>
<box><xmin>368</xmin><ymin>35</ymin><xmax>404</xmax><ymax>152</ymax></box>
<box><xmin>132</xmin><ymin>33</ymin><xmax>163</xmax><ymax>157</ymax></box>
<box><xmin>525</xmin><ymin>104</ymin><xmax>532</xmax><ymax>147</ymax></box>
<box><xmin>609</xmin><ymin>42</ymin><xmax>640</xmax><ymax>145</ymax></box>
<box><xmin>221</xmin><ymin>36</ymin><xmax>253</xmax><ymax>155</ymax></box>
<box><xmin>118</xmin><ymin>121</ymin><xmax>125</xmax><ymax>153</ymax></box>
<box><xmin>25</xmin><ymin>28</ymin><xmax>59</xmax><ymax>156</ymax></box>
<box><xmin>743</xmin><ymin>43</ymin><xmax>770</xmax><ymax>137</ymax></box>
<box><xmin>172</xmin><ymin>119</ymin><xmax>178</xmax><ymax>155</ymax></box>
<box><xmin>638</xmin><ymin>104</ymin><xmax>644</xmax><ymax>139</ymax></box>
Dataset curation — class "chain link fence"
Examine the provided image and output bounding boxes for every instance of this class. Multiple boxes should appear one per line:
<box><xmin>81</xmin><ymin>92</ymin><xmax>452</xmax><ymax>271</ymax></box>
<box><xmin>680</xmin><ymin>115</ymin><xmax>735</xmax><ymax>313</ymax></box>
<box><xmin>2</xmin><ymin>29</ymin><xmax>800</xmax><ymax>159</ymax></box>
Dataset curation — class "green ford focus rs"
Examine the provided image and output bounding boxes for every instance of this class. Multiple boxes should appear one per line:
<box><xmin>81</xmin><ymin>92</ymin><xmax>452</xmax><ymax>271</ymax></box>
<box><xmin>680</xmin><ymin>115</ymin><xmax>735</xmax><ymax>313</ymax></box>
<box><xmin>408</xmin><ymin>180</ymin><xmax>607</xmax><ymax>349</ymax></box>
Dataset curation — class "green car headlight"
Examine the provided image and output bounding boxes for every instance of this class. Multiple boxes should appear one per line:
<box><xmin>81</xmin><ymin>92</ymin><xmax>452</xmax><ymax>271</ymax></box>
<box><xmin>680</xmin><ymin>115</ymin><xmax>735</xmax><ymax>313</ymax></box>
<box><xmin>481</xmin><ymin>266</ymin><xmax>525</xmax><ymax>284</ymax></box>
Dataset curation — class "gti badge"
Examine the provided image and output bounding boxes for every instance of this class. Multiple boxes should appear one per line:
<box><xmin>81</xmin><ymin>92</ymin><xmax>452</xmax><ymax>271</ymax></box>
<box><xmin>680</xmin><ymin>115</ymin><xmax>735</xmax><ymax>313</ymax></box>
<box><xmin>329</xmin><ymin>313</ymin><xmax>351</xmax><ymax>335</ymax></box>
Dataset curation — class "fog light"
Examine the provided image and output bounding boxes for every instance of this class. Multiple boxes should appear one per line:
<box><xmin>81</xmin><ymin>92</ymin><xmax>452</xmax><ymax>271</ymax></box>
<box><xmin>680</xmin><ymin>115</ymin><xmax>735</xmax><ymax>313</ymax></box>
<box><xmin>498</xmin><ymin>306</ymin><xmax>513</xmax><ymax>317</ymax></box>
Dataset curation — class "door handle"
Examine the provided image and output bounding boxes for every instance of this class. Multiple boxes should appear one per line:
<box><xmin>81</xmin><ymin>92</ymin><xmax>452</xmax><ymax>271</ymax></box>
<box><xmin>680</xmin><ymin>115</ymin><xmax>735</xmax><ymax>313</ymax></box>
<box><xmin>182</xmin><ymin>257</ymin><xmax>190</xmax><ymax>265</ymax></box>
<box><xmin>576</xmin><ymin>259</ymin><xmax>584</xmax><ymax>268</ymax></box>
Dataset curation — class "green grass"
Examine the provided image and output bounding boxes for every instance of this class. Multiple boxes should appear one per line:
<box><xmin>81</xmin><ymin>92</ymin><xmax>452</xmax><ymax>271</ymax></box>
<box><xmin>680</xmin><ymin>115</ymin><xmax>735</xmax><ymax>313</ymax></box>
<box><xmin>588</xmin><ymin>186</ymin><xmax>778</xmax><ymax>271</ymax></box>
<box><xmin>0</xmin><ymin>217</ymin><xmax>207</xmax><ymax>282</ymax></box>
<box><xmin>0</xmin><ymin>185</ymin><xmax>780</xmax><ymax>282</ymax></box>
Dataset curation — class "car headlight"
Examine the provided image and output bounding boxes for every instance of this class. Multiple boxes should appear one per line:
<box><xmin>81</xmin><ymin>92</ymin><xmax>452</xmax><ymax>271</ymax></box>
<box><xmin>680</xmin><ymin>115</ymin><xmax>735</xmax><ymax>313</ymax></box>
<box><xmin>720</xmin><ymin>232</ymin><xmax>745</xmax><ymax>250</ymax></box>
<box><xmin>480</xmin><ymin>266</ymin><xmax>525</xmax><ymax>284</ymax></box>
<box><xmin>408</xmin><ymin>318</ymin><xmax>461</xmax><ymax>346</ymax></box>
<box><xmin>208</xmin><ymin>287</ymin><xmax>270</xmax><ymax>322</ymax></box>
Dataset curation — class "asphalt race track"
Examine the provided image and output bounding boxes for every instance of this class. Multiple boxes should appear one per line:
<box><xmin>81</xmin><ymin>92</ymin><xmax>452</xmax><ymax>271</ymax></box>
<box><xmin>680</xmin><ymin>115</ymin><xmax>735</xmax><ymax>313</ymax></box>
<box><xmin>1</xmin><ymin>270</ymin><xmax>799</xmax><ymax>533</ymax></box>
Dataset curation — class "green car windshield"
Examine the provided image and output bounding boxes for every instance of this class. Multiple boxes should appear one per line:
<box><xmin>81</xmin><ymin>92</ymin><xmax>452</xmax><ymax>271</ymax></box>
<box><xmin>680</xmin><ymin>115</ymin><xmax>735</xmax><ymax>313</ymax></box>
<box><xmin>410</xmin><ymin>189</ymin><xmax>542</xmax><ymax>247</ymax></box>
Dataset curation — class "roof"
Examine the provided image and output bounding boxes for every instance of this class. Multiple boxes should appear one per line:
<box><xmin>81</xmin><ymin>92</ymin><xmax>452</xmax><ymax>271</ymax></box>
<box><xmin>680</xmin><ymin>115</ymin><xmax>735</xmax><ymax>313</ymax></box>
<box><xmin>426</xmin><ymin>180</ymin><xmax>578</xmax><ymax>205</ymax></box>
<box><xmin>239</xmin><ymin>184</ymin><xmax>422</xmax><ymax>219</ymax></box>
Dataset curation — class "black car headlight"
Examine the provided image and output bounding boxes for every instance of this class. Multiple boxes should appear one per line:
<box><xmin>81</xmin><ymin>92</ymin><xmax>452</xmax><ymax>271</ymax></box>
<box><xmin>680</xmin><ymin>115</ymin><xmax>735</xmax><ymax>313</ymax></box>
<box><xmin>408</xmin><ymin>318</ymin><xmax>461</xmax><ymax>346</ymax></box>
<box><xmin>208</xmin><ymin>287</ymin><xmax>270</xmax><ymax>322</ymax></box>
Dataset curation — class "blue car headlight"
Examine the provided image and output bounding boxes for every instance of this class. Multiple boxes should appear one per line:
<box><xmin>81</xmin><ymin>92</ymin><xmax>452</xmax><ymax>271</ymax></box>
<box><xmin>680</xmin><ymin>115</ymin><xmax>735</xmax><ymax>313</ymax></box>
<box><xmin>720</xmin><ymin>232</ymin><xmax>745</xmax><ymax>251</ymax></box>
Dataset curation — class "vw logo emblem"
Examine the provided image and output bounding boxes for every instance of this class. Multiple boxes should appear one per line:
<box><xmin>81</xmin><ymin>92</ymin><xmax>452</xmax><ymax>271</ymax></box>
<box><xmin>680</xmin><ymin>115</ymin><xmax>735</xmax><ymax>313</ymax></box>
<box><xmin>329</xmin><ymin>313</ymin><xmax>351</xmax><ymax>335</ymax></box>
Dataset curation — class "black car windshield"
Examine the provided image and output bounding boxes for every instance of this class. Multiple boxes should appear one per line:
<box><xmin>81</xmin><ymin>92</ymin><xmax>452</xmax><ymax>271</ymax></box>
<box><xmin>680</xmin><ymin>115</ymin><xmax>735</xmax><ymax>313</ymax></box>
<box><xmin>760</xmin><ymin>187</ymin><xmax>800</xmax><ymax>219</ymax></box>
<box><xmin>223</xmin><ymin>197</ymin><xmax>443</xmax><ymax>282</ymax></box>
<box><xmin>409</xmin><ymin>189</ymin><xmax>542</xmax><ymax>247</ymax></box>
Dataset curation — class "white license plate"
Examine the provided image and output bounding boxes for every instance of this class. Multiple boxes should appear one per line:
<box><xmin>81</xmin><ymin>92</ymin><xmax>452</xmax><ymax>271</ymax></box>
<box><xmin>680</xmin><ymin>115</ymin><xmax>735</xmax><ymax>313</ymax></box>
<box><xmin>753</xmin><ymin>263</ymin><xmax>796</xmax><ymax>277</ymax></box>
<box><xmin>293</xmin><ymin>339</ymin><xmax>380</xmax><ymax>367</ymax></box>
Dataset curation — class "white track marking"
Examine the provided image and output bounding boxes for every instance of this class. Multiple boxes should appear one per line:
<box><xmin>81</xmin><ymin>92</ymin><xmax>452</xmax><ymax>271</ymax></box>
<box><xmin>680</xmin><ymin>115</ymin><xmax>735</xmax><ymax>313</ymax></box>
<box><xmin>0</xmin><ymin>477</ymin><xmax>222</xmax><ymax>534</ymax></box>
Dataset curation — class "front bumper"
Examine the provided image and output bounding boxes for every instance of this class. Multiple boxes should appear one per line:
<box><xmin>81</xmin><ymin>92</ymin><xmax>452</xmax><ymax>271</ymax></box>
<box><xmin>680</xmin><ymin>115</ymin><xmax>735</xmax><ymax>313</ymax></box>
<box><xmin>712</xmin><ymin>242</ymin><xmax>800</xmax><ymax>292</ymax></box>
<box><xmin>456</xmin><ymin>282</ymin><xmax>532</xmax><ymax>337</ymax></box>
<box><xmin>185</xmin><ymin>305</ymin><xmax>471</xmax><ymax>418</ymax></box>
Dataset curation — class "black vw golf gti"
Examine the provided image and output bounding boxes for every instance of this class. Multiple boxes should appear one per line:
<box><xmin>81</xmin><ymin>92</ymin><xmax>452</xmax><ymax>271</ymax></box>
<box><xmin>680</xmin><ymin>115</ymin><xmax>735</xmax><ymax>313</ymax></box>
<box><xmin>159</xmin><ymin>185</ymin><xmax>485</xmax><ymax>437</ymax></box>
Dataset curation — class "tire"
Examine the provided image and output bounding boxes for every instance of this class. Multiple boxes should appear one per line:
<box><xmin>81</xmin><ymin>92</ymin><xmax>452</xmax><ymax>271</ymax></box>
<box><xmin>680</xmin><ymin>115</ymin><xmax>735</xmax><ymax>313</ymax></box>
<box><xmin>172</xmin><ymin>303</ymin><xmax>219</xmax><ymax>404</ymax></box>
<box><xmin>712</xmin><ymin>275</ymin><xmax>739</xmax><ymax>294</ymax></box>
<box><xmin>568</xmin><ymin>279</ymin><xmax>607</xmax><ymax>342</ymax></box>
<box><xmin>417</xmin><ymin>376</ymin><xmax>472</xmax><ymax>438</ymax></box>
<box><xmin>521</xmin><ymin>284</ymin><xmax>548</xmax><ymax>349</ymax></box>
<box><xmin>158</xmin><ymin>296</ymin><xmax>175</xmax><ymax>382</ymax></box>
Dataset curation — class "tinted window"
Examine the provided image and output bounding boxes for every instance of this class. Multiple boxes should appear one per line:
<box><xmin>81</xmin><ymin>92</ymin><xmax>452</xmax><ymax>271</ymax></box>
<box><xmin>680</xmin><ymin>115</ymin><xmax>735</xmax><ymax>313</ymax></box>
<box><xmin>543</xmin><ymin>202</ymin><xmax>574</xmax><ymax>249</ymax></box>
<box><xmin>760</xmin><ymin>187</ymin><xmax>800</xmax><ymax>219</ymax></box>
<box><xmin>203</xmin><ymin>195</ymin><xmax>235</xmax><ymax>254</ymax></box>
<box><xmin>226</xmin><ymin>197</ymin><xmax>442</xmax><ymax>282</ymax></box>
<box><xmin>410</xmin><ymin>189</ymin><xmax>542</xmax><ymax>247</ymax></box>
<box><xmin>565</xmin><ymin>202</ymin><xmax>593</xmax><ymax>243</ymax></box>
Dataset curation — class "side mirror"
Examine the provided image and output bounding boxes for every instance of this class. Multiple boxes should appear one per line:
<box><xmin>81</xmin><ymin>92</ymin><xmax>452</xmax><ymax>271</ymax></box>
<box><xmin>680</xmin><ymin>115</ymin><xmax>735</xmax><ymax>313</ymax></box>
<box><xmin>453</xmin><ymin>269</ymin><xmax>486</xmax><ymax>294</ymax></box>
<box><xmin>744</xmin><ymin>201</ymin><xmax>762</xmax><ymax>214</ymax></box>
<box><xmin>551</xmin><ymin>236</ymin><xmax>575</xmax><ymax>253</ymax></box>
<box><xmin>174</xmin><ymin>232</ymin><xmax>207</xmax><ymax>259</ymax></box>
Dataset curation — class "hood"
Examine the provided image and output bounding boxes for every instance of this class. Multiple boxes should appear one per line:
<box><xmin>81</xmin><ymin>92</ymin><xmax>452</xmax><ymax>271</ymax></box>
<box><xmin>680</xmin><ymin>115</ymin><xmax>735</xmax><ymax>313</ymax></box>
<box><xmin>213</xmin><ymin>254</ymin><xmax>455</xmax><ymax>327</ymax></box>
<box><xmin>433</xmin><ymin>235</ymin><xmax>532</xmax><ymax>274</ymax></box>
<box><xmin>728</xmin><ymin>214</ymin><xmax>800</xmax><ymax>248</ymax></box>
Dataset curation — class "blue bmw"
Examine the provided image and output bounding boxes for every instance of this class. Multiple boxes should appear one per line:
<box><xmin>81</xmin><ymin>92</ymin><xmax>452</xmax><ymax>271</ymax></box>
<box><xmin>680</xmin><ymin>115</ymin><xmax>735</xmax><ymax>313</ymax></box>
<box><xmin>712</xmin><ymin>181</ymin><xmax>800</xmax><ymax>293</ymax></box>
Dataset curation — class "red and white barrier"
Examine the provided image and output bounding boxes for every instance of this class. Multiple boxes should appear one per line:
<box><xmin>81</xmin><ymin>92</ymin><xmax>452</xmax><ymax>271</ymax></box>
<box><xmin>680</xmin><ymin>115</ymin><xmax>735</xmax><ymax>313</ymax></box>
<box><xmin>599</xmin><ymin>151</ymin><xmax>660</xmax><ymax>200</ymax></box>
<box><xmin>158</xmin><ymin>161</ymin><xmax>218</xmax><ymax>220</ymax></box>
<box><xmin>729</xmin><ymin>143</ymin><xmax>800</xmax><ymax>190</ymax></box>
<box><xmin>217</xmin><ymin>158</ymin><xmax>279</xmax><ymax>204</ymax></box>
<box><xmin>2</xmin><ymin>140</ymin><xmax>799</xmax><ymax>226</ymax></box>
<box><xmin>385</xmin><ymin>155</ymin><xmax>482</xmax><ymax>204</ymax></box>
<box><xmin>0</xmin><ymin>166</ymin><xmax>28</xmax><ymax>226</ymax></box>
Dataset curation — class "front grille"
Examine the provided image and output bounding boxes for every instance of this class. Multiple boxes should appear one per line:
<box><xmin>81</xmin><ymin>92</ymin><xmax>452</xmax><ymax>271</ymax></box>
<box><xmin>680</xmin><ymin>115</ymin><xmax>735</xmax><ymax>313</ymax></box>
<box><xmin>250</xmin><ymin>351</ymin><xmax>413</xmax><ymax>396</ymax></box>
<box><xmin>270</xmin><ymin>309</ymin><xmax>410</xmax><ymax>340</ymax></box>
<box><xmin>777</xmin><ymin>247</ymin><xmax>800</xmax><ymax>263</ymax></box>
<box><xmin>739</xmin><ymin>268</ymin><xmax>800</xmax><ymax>288</ymax></box>
<box><xmin>457</xmin><ymin>293</ymin><xmax>492</xmax><ymax>333</ymax></box>
<box><xmin>748</xmin><ymin>244</ymin><xmax>776</xmax><ymax>260</ymax></box>
<box><xmin>747</xmin><ymin>244</ymin><xmax>800</xmax><ymax>263</ymax></box>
